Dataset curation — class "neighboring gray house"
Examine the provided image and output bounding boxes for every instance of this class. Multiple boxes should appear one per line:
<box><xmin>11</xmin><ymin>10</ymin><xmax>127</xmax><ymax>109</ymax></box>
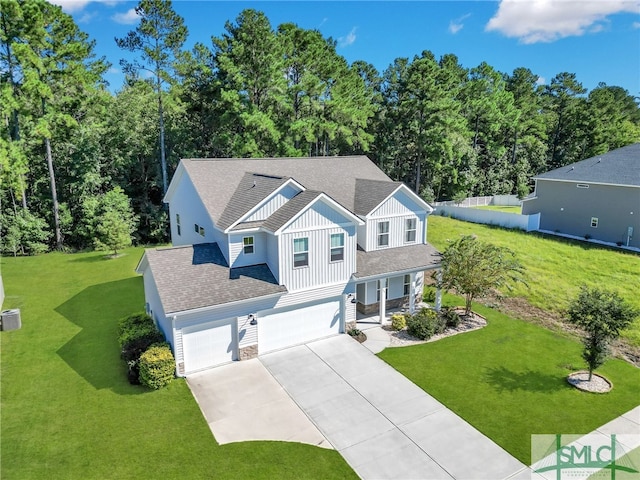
<box><xmin>522</xmin><ymin>143</ymin><xmax>640</xmax><ymax>248</ymax></box>
<box><xmin>136</xmin><ymin>156</ymin><xmax>441</xmax><ymax>376</ymax></box>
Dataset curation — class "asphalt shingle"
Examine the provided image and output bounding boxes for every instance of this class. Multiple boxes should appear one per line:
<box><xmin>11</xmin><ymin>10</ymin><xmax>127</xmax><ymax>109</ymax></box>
<box><xmin>144</xmin><ymin>243</ymin><xmax>287</xmax><ymax>314</ymax></box>
<box><xmin>354</xmin><ymin>243</ymin><xmax>441</xmax><ymax>279</ymax></box>
<box><xmin>534</xmin><ymin>143</ymin><xmax>640</xmax><ymax>186</ymax></box>
<box><xmin>354</xmin><ymin>178</ymin><xmax>402</xmax><ymax>215</ymax></box>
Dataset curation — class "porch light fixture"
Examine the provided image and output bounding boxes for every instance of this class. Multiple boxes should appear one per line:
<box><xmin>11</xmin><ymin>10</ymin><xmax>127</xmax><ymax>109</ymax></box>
<box><xmin>249</xmin><ymin>314</ymin><xmax>257</xmax><ymax>326</ymax></box>
<box><xmin>347</xmin><ymin>293</ymin><xmax>357</xmax><ymax>304</ymax></box>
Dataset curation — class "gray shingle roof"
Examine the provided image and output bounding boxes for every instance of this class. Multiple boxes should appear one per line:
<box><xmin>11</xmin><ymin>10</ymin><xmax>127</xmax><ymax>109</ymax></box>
<box><xmin>534</xmin><ymin>143</ymin><xmax>640</xmax><ymax>187</ymax></box>
<box><xmin>181</xmin><ymin>156</ymin><xmax>393</xmax><ymax>227</ymax></box>
<box><xmin>144</xmin><ymin>243</ymin><xmax>286</xmax><ymax>314</ymax></box>
<box><xmin>262</xmin><ymin>190</ymin><xmax>323</xmax><ymax>232</ymax></box>
<box><xmin>354</xmin><ymin>243</ymin><xmax>442</xmax><ymax>279</ymax></box>
<box><xmin>354</xmin><ymin>178</ymin><xmax>402</xmax><ymax>215</ymax></box>
<box><xmin>217</xmin><ymin>172</ymin><xmax>290</xmax><ymax>230</ymax></box>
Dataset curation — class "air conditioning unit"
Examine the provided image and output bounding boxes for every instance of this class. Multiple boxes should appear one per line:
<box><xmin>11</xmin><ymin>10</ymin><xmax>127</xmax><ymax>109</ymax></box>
<box><xmin>1</xmin><ymin>309</ymin><xmax>21</xmax><ymax>331</ymax></box>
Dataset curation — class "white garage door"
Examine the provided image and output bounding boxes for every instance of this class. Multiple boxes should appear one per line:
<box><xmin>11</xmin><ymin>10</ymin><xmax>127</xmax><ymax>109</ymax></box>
<box><xmin>258</xmin><ymin>299</ymin><xmax>341</xmax><ymax>354</ymax></box>
<box><xmin>182</xmin><ymin>319</ymin><xmax>236</xmax><ymax>374</ymax></box>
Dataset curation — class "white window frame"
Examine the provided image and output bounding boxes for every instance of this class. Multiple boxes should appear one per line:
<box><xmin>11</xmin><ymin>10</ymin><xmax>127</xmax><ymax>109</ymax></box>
<box><xmin>199</xmin><ymin>226</ymin><xmax>205</xmax><ymax>236</ymax></box>
<box><xmin>293</xmin><ymin>237</ymin><xmax>309</xmax><ymax>268</ymax></box>
<box><xmin>403</xmin><ymin>274</ymin><xmax>411</xmax><ymax>296</ymax></box>
<box><xmin>405</xmin><ymin>218</ymin><xmax>417</xmax><ymax>243</ymax></box>
<box><xmin>330</xmin><ymin>233</ymin><xmax>344</xmax><ymax>262</ymax></box>
<box><xmin>376</xmin><ymin>279</ymin><xmax>389</xmax><ymax>302</ymax></box>
<box><xmin>243</xmin><ymin>236</ymin><xmax>254</xmax><ymax>254</ymax></box>
<box><xmin>377</xmin><ymin>221</ymin><xmax>390</xmax><ymax>247</ymax></box>
<box><xmin>591</xmin><ymin>217</ymin><xmax>599</xmax><ymax>228</ymax></box>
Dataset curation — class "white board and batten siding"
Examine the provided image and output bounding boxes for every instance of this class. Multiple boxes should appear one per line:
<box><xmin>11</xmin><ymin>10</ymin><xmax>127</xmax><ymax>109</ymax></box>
<box><xmin>278</xmin><ymin>200</ymin><xmax>357</xmax><ymax>291</ymax></box>
<box><xmin>266</xmin><ymin>234</ymin><xmax>279</xmax><ymax>281</ymax></box>
<box><xmin>167</xmin><ymin>171</ymin><xmax>224</xmax><ymax>251</ymax></box>
<box><xmin>228</xmin><ymin>231</ymin><xmax>268</xmax><ymax>268</ymax></box>
<box><xmin>244</xmin><ymin>183</ymin><xmax>301</xmax><ymax>222</ymax></box>
<box><xmin>363</xmin><ymin>188</ymin><xmax>427</xmax><ymax>251</ymax></box>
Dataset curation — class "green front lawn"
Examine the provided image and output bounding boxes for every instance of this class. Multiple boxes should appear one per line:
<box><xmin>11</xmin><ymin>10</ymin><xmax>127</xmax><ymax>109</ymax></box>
<box><xmin>427</xmin><ymin>215</ymin><xmax>640</xmax><ymax>346</ymax></box>
<box><xmin>474</xmin><ymin>205</ymin><xmax>522</xmax><ymax>213</ymax></box>
<box><xmin>379</xmin><ymin>301</ymin><xmax>640</xmax><ymax>465</ymax></box>
<box><xmin>0</xmin><ymin>249</ymin><xmax>356</xmax><ymax>480</ymax></box>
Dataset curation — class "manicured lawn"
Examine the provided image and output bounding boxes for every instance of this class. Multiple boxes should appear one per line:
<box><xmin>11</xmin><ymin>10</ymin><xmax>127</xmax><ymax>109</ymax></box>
<box><xmin>0</xmin><ymin>249</ymin><xmax>356</xmax><ymax>480</ymax></box>
<box><xmin>427</xmin><ymin>215</ymin><xmax>640</xmax><ymax>346</ymax></box>
<box><xmin>379</xmin><ymin>301</ymin><xmax>640</xmax><ymax>465</ymax></box>
<box><xmin>474</xmin><ymin>205</ymin><xmax>522</xmax><ymax>213</ymax></box>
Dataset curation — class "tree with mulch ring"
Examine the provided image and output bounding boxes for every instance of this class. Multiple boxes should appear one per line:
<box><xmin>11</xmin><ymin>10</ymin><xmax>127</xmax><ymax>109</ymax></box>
<box><xmin>566</xmin><ymin>285</ymin><xmax>639</xmax><ymax>391</ymax></box>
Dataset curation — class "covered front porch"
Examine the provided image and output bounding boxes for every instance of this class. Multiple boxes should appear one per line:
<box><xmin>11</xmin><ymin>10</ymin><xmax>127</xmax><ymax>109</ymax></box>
<box><xmin>350</xmin><ymin>243</ymin><xmax>442</xmax><ymax>328</ymax></box>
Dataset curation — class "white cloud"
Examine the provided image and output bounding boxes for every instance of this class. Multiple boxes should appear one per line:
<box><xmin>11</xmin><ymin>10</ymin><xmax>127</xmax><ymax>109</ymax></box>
<box><xmin>112</xmin><ymin>8</ymin><xmax>139</xmax><ymax>25</ymax></box>
<box><xmin>338</xmin><ymin>27</ymin><xmax>357</xmax><ymax>47</ymax></box>
<box><xmin>50</xmin><ymin>0</ymin><xmax>92</xmax><ymax>12</ymax></box>
<box><xmin>449</xmin><ymin>13</ymin><xmax>471</xmax><ymax>34</ymax></box>
<box><xmin>107</xmin><ymin>67</ymin><xmax>121</xmax><ymax>75</ymax></box>
<box><xmin>536</xmin><ymin>76</ymin><xmax>546</xmax><ymax>86</ymax></box>
<box><xmin>486</xmin><ymin>0</ymin><xmax>639</xmax><ymax>43</ymax></box>
<box><xmin>78</xmin><ymin>11</ymin><xmax>97</xmax><ymax>24</ymax></box>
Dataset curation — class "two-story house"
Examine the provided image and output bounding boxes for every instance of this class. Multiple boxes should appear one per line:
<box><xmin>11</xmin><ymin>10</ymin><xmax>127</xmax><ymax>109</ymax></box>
<box><xmin>136</xmin><ymin>156</ymin><xmax>441</xmax><ymax>376</ymax></box>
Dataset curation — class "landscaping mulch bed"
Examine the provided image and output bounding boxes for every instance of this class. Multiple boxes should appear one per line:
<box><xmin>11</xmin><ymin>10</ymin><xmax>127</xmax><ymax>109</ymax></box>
<box><xmin>567</xmin><ymin>371</ymin><xmax>612</xmax><ymax>393</ymax></box>
<box><xmin>384</xmin><ymin>309</ymin><xmax>487</xmax><ymax>347</ymax></box>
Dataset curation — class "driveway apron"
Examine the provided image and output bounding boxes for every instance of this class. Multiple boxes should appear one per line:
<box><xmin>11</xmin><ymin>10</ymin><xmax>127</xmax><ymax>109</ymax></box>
<box><xmin>260</xmin><ymin>335</ymin><xmax>529</xmax><ymax>480</ymax></box>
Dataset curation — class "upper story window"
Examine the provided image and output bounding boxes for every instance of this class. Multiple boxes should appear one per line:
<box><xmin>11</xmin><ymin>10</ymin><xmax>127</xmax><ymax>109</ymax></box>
<box><xmin>194</xmin><ymin>223</ymin><xmax>205</xmax><ymax>236</ymax></box>
<box><xmin>330</xmin><ymin>233</ymin><xmax>344</xmax><ymax>262</ymax></box>
<box><xmin>405</xmin><ymin>218</ymin><xmax>417</xmax><ymax>243</ymax></box>
<box><xmin>243</xmin><ymin>236</ymin><xmax>254</xmax><ymax>254</ymax></box>
<box><xmin>293</xmin><ymin>237</ymin><xmax>309</xmax><ymax>267</ymax></box>
<box><xmin>377</xmin><ymin>221</ymin><xmax>389</xmax><ymax>247</ymax></box>
<box><xmin>176</xmin><ymin>214</ymin><xmax>181</xmax><ymax>236</ymax></box>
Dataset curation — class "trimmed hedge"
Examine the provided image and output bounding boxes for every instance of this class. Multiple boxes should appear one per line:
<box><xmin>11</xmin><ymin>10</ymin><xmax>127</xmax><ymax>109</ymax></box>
<box><xmin>118</xmin><ymin>312</ymin><xmax>165</xmax><ymax>385</ymax></box>
<box><xmin>138</xmin><ymin>343</ymin><xmax>175</xmax><ymax>390</ymax></box>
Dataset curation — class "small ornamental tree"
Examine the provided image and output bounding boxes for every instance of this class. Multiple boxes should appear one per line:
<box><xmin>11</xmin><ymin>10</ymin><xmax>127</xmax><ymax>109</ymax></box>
<box><xmin>92</xmin><ymin>187</ymin><xmax>138</xmax><ymax>256</ymax></box>
<box><xmin>567</xmin><ymin>286</ymin><xmax>639</xmax><ymax>381</ymax></box>
<box><xmin>434</xmin><ymin>235</ymin><xmax>526</xmax><ymax>316</ymax></box>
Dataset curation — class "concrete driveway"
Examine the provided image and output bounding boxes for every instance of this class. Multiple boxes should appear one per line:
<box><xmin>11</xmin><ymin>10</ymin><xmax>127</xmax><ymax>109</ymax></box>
<box><xmin>261</xmin><ymin>335</ymin><xmax>530</xmax><ymax>480</ymax></box>
<box><xmin>187</xmin><ymin>358</ymin><xmax>331</xmax><ymax>448</ymax></box>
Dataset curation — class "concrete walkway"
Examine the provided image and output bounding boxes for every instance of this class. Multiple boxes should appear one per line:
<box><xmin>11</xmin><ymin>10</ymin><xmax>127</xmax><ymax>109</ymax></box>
<box><xmin>261</xmin><ymin>335</ymin><xmax>529</xmax><ymax>480</ymax></box>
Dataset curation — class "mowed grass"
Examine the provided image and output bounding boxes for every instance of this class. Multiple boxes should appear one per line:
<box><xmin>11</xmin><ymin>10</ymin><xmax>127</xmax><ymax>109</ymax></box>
<box><xmin>427</xmin><ymin>215</ymin><xmax>640</xmax><ymax>346</ymax></box>
<box><xmin>379</xmin><ymin>301</ymin><xmax>640</xmax><ymax>465</ymax></box>
<box><xmin>473</xmin><ymin>205</ymin><xmax>522</xmax><ymax>213</ymax></box>
<box><xmin>0</xmin><ymin>249</ymin><xmax>356</xmax><ymax>480</ymax></box>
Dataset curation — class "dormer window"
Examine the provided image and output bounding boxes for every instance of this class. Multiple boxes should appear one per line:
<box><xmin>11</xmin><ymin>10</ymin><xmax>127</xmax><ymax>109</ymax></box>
<box><xmin>377</xmin><ymin>221</ymin><xmax>390</xmax><ymax>247</ymax></box>
<box><xmin>243</xmin><ymin>236</ymin><xmax>254</xmax><ymax>254</ymax></box>
<box><xmin>405</xmin><ymin>218</ymin><xmax>417</xmax><ymax>243</ymax></box>
<box><xmin>293</xmin><ymin>238</ymin><xmax>309</xmax><ymax>267</ymax></box>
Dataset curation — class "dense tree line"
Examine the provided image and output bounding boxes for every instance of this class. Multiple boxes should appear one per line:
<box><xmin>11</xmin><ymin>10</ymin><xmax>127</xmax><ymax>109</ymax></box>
<box><xmin>2</xmin><ymin>0</ymin><xmax>639</xmax><ymax>254</ymax></box>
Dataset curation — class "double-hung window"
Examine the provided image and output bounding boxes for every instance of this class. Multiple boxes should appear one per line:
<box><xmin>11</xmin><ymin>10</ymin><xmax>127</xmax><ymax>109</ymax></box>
<box><xmin>293</xmin><ymin>237</ymin><xmax>309</xmax><ymax>267</ymax></box>
<box><xmin>243</xmin><ymin>236</ymin><xmax>254</xmax><ymax>254</ymax></box>
<box><xmin>330</xmin><ymin>233</ymin><xmax>344</xmax><ymax>262</ymax></box>
<box><xmin>377</xmin><ymin>221</ymin><xmax>390</xmax><ymax>247</ymax></box>
<box><xmin>404</xmin><ymin>274</ymin><xmax>411</xmax><ymax>296</ymax></box>
<box><xmin>405</xmin><ymin>218</ymin><xmax>417</xmax><ymax>243</ymax></box>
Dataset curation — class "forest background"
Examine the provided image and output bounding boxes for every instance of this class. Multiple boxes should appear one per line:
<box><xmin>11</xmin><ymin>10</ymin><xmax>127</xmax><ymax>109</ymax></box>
<box><xmin>2</xmin><ymin>0</ymin><xmax>639</xmax><ymax>254</ymax></box>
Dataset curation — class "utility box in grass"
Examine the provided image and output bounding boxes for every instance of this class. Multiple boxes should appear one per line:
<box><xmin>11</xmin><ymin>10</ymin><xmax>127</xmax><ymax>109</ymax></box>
<box><xmin>1</xmin><ymin>309</ymin><xmax>21</xmax><ymax>331</ymax></box>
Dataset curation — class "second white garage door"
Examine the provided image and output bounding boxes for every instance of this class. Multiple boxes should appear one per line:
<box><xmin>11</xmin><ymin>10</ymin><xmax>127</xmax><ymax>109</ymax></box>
<box><xmin>182</xmin><ymin>319</ymin><xmax>237</xmax><ymax>374</ymax></box>
<box><xmin>258</xmin><ymin>299</ymin><xmax>342</xmax><ymax>354</ymax></box>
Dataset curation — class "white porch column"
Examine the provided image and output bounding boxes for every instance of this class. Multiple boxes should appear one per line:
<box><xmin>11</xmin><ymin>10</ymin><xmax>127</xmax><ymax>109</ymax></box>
<box><xmin>435</xmin><ymin>270</ymin><xmax>442</xmax><ymax>312</ymax></box>
<box><xmin>379</xmin><ymin>278</ymin><xmax>387</xmax><ymax>324</ymax></box>
<box><xmin>409</xmin><ymin>272</ymin><xmax>416</xmax><ymax>314</ymax></box>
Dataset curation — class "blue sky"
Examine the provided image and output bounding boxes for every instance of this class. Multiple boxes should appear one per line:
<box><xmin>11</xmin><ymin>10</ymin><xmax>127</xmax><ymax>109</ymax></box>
<box><xmin>55</xmin><ymin>0</ymin><xmax>640</xmax><ymax>96</ymax></box>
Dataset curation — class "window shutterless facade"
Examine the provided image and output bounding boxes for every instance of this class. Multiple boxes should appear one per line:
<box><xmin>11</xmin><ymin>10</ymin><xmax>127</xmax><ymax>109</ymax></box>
<box><xmin>243</xmin><ymin>236</ymin><xmax>254</xmax><ymax>254</ymax></box>
<box><xmin>377</xmin><ymin>221</ymin><xmax>390</xmax><ymax>247</ymax></box>
<box><xmin>330</xmin><ymin>233</ymin><xmax>344</xmax><ymax>262</ymax></box>
<box><xmin>405</xmin><ymin>218</ymin><xmax>417</xmax><ymax>243</ymax></box>
<box><xmin>293</xmin><ymin>237</ymin><xmax>309</xmax><ymax>267</ymax></box>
